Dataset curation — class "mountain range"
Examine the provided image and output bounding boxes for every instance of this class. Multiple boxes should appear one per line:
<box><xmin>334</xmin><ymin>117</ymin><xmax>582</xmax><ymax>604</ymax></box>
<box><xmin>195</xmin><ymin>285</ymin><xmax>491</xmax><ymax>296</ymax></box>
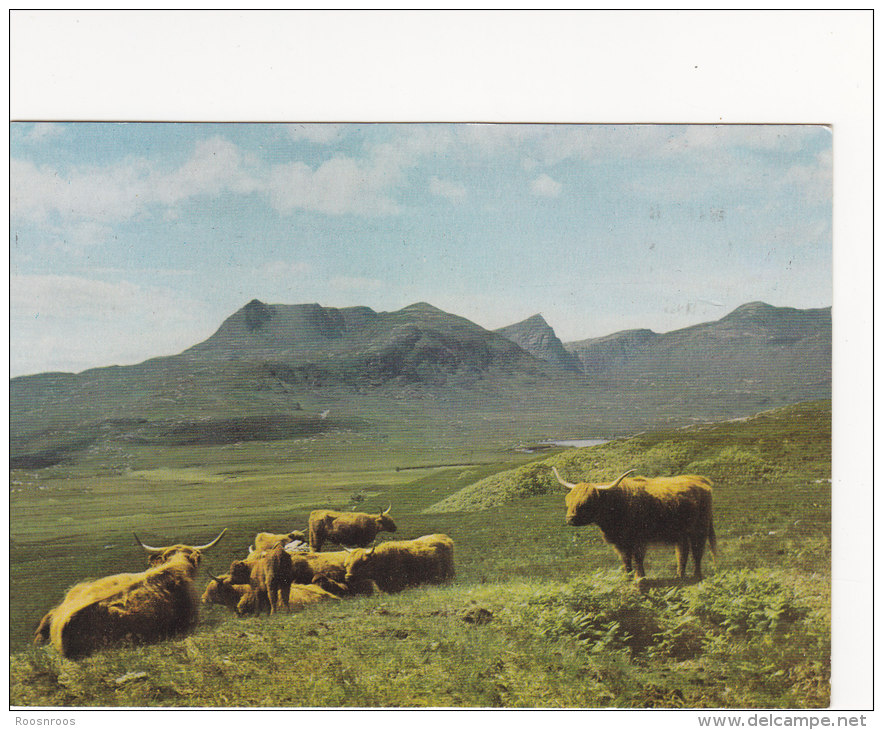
<box><xmin>10</xmin><ymin>299</ymin><xmax>831</xmax><ymax>468</ymax></box>
<box><xmin>181</xmin><ymin>299</ymin><xmax>538</xmax><ymax>379</ymax></box>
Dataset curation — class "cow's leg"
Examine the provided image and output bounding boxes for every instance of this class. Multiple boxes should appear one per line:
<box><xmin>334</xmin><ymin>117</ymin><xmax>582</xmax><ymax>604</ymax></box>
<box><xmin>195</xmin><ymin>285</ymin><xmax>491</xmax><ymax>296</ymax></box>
<box><xmin>279</xmin><ymin>579</ymin><xmax>292</xmax><ymax>612</ymax></box>
<box><xmin>308</xmin><ymin>526</ymin><xmax>322</xmax><ymax>552</ymax></box>
<box><xmin>690</xmin><ymin>534</ymin><xmax>706</xmax><ymax>579</ymax></box>
<box><xmin>633</xmin><ymin>544</ymin><xmax>647</xmax><ymax>578</ymax></box>
<box><xmin>614</xmin><ymin>546</ymin><xmax>633</xmax><ymax>574</ymax></box>
<box><xmin>256</xmin><ymin>591</ymin><xmax>270</xmax><ymax>616</ymax></box>
<box><xmin>675</xmin><ymin>537</ymin><xmax>690</xmax><ymax>579</ymax></box>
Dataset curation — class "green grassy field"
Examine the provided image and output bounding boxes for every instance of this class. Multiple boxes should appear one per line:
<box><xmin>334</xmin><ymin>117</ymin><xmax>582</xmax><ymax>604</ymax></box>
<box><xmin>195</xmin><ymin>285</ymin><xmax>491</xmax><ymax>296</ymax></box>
<box><xmin>9</xmin><ymin>400</ymin><xmax>831</xmax><ymax>707</ymax></box>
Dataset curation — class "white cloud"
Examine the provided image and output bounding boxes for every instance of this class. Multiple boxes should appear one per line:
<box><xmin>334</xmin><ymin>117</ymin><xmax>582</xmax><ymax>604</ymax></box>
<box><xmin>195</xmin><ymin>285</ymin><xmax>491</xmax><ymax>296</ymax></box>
<box><xmin>781</xmin><ymin>147</ymin><xmax>832</xmax><ymax>206</ymax></box>
<box><xmin>10</xmin><ymin>273</ymin><xmax>211</xmax><ymax>375</ymax></box>
<box><xmin>768</xmin><ymin>218</ymin><xmax>832</xmax><ymax>248</ymax></box>
<box><xmin>11</xmin><ymin>137</ymin><xmax>259</xmax><ymax>226</ymax></box>
<box><xmin>530</xmin><ymin>173</ymin><xmax>562</xmax><ymax>197</ymax></box>
<box><xmin>429</xmin><ymin>176</ymin><xmax>466</xmax><ymax>202</ymax></box>
<box><xmin>20</xmin><ymin>122</ymin><xmax>64</xmax><ymax>143</ymax></box>
<box><xmin>521</xmin><ymin>157</ymin><xmax>539</xmax><ymax>172</ymax></box>
<box><xmin>267</xmin><ymin>156</ymin><xmax>400</xmax><ymax>216</ymax></box>
<box><xmin>330</xmin><ymin>276</ymin><xmax>383</xmax><ymax>291</ymax></box>
<box><xmin>261</xmin><ymin>260</ymin><xmax>313</xmax><ymax>279</ymax></box>
<box><xmin>153</xmin><ymin>136</ymin><xmax>259</xmax><ymax>205</ymax></box>
<box><xmin>286</xmin><ymin>124</ymin><xmax>345</xmax><ymax>145</ymax></box>
<box><xmin>12</xmin><ymin>156</ymin><xmax>152</xmax><ymax>223</ymax></box>
<box><xmin>12</xmin><ymin>274</ymin><xmax>158</xmax><ymax>320</ymax></box>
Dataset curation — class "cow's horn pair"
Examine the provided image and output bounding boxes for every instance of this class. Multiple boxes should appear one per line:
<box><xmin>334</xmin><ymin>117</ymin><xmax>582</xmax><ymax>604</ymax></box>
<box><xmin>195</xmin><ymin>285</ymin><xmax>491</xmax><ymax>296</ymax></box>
<box><xmin>551</xmin><ymin>467</ymin><xmax>635</xmax><ymax>491</ymax></box>
<box><xmin>133</xmin><ymin>528</ymin><xmax>228</xmax><ymax>554</ymax></box>
<box><xmin>343</xmin><ymin>544</ymin><xmax>376</xmax><ymax>556</ymax></box>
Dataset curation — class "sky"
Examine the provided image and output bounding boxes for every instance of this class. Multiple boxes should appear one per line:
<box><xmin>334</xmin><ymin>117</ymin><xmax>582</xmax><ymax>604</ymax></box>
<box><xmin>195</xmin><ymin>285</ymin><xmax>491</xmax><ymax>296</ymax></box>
<box><xmin>10</xmin><ymin>122</ymin><xmax>832</xmax><ymax>377</ymax></box>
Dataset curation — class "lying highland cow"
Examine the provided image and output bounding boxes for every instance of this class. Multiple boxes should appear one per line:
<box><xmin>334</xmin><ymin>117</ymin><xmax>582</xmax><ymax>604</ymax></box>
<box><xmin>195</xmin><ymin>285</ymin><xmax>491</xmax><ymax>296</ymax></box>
<box><xmin>203</xmin><ymin>574</ymin><xmax>339</xmax><ymax>615</ymax></box>
<box><xmin>202</xmin><ymin>574</ymin><xmax>270</xmax><ymax>615</ymax></box>
<box><xmin>553</xmin><ymin>466</ymin><xmax>716</xmax><ymax>579</ymax></box>
<box><xmin>250</xmin><ymin>530</ymin><xmax>308</xmax><ymax>554</ymax></box>
<box><xmin>34</xmin><ymin>529</ymin><xmax>226</xmax><ymax>658</ymax></box>
<box><xmin>343</xmin><ymin>534</ymin><xmax>455</xmax><ymax>593</ymax></box>
<box><xmin>288</xmin><ymin>550</ymin><xmax>376</xmax><ymax>596</ymax></box>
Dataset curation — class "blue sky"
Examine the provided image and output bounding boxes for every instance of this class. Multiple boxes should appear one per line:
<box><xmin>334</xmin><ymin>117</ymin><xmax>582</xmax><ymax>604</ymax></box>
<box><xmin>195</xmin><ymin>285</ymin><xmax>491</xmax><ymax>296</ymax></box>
<box><xmin>10</xmin><ymin>122</ymin><xmax>832</xmax><ymax>377</ymax></box>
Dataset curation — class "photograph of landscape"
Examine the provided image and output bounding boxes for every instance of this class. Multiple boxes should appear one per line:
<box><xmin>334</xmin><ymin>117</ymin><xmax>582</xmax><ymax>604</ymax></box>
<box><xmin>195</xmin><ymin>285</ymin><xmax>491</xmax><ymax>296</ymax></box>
<box><xmin>8</xmin><ymin>121</ymin><xmax>835</xmax><ymax>708</ymax></box>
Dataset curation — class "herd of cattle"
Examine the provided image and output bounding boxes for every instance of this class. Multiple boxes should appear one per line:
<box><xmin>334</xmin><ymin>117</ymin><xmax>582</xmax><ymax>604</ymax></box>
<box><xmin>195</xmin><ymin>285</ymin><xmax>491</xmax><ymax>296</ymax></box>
<box><xmin>32</xmin><ymin>467</ymin><xmax>716</xmax><ymax>659</ymax></box>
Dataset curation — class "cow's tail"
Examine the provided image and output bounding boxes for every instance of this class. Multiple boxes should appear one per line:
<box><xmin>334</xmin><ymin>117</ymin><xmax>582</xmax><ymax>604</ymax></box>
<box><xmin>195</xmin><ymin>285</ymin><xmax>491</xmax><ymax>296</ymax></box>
<box><xmin>707</xmin><ymin>518</ymin><xmax>718</xmax><ymax>567</ymax></box>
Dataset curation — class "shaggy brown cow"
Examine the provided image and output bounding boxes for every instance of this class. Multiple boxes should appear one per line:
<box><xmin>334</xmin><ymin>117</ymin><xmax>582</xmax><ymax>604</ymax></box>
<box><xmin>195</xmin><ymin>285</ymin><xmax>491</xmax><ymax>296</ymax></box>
<box><xmin>553</xmin><ymin>466</ymin><xmax>717</xmax><ymax>579</ymax></box>
<box><xmin>251</xmin><ymin>530</ymin><xmax>307</xmax><ymax>554</ymax></box>
<box><xmin>202</xmin><ymin>574</ymin><xmax>270</xmax><ymax>616</ymax></box>
<box><xmin>132</xmin><ymin>529</ymin><xmax>227</xmax><ymax>567</ymax></box>
<box><xmin>287</xmin><ymin>583</ymin><xmax>341</xmax><ymax>610</ymax></box>
<box><xmin>34</xmin><ymin>529</ymin><xmax>226</xmax><ymax>658</ymax></box>
<box><xmin>203</xmin><ymin>574</ymin><xmax>339</xmax><ymax>615</ymax></box>
<box><xmin>308</xmin><ymin>507</ymin><xmax>396</xmax><ymax>551</ymax></box>
<box><xmin>343</xmin><ymin>534</ymin><xmax>455</xmax><ymax>593</ymax></box>
<box><xmin>228</xmin><ymin>544</ymin><xmax>293</xmax><ymax>614</ymax></box>
<box><xmin>288</xmin><ymin>550</ymin><xmax>376</xmax><ymax>596</ymax></box>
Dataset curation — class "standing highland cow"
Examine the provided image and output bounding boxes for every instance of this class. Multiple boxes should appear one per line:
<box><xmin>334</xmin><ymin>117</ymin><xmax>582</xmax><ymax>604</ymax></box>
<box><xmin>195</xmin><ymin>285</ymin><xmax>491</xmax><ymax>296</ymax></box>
<box><xmin>553</xmin><ymin>467</ymin><xmax>716</xmax><ymax>579</ymax></box>
<box><xmin>308</xmin><ymin>506</ymin><xmax>397</xmax><ymax>551</ymax></box>
<box><xmin>228</xmin><ymin>544</ymin><xmax>294</xmax><ymax>614</ymax></box>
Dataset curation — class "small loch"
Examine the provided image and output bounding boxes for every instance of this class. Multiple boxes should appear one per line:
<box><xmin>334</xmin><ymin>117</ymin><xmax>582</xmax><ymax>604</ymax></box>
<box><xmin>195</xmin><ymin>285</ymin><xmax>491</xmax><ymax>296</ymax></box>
<box><xmin>515</xmin><ymin>438</ymin><xmax>609</xmax><ymax>453</ymax></box>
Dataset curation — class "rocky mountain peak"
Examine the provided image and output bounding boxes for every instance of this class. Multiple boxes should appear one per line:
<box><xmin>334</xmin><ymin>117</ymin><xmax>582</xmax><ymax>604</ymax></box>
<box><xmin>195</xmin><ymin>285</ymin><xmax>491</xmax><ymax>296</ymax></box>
<box><xmin>495</xmin><ymin>314</ymin><xmax>581</xmax><ymax>371</ymax></box>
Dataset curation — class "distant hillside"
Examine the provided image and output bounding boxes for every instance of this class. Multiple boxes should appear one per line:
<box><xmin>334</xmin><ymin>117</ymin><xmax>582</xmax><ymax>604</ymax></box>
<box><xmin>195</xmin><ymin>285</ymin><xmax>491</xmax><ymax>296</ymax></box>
<box><xmin>9</xmin><ymin>299</ymin><xmax>831</xmax><ymax>470</ymax></box>
<box><xmin>495</xmin><ymin>314</ymin><xmax>581</xmax><ymax>371</ymax></box>
<box><xmin>565</xmin><ymin>329</ymin><xmax>658</xmax><ymax>371</ymax></box>
<box><xmin>425</xmin><ymin>399</ymin><xmax>831</xmax><ymax>514</ymax></box>
<box><xmin>566</xmin><ymin>302</ymin><xmax>831</xmax><ymax>390</ymax></box>
<box><xmin>183</xmin><ymin>299</ymin><xmax>542</xmax><ymax>381</ymax></box>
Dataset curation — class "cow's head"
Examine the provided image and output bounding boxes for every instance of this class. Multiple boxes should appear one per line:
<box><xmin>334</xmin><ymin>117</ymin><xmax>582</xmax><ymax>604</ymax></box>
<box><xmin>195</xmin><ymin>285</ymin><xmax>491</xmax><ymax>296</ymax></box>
<box><xmin>288</xmin><ymin>554</ymin><xmax>316</xmax><ymax>584</ymax></box>
<box><xmin>552</xmin><ymin>467</ymin><xmax>634</xmax><ymax>526</ymax></box>
<box><xmin>343</xmin><ymin>545</ymin><xmax>376</xmax><ymax>584</ymax></box>
<box><xmin>202</xmin><ymin>573</ymin><xmax>237</xmax><ymax>608</ymax></box>
<box><xmin>375</xmin><ymin>506</ymin><xmax>397</xmax><ymax>533</ymax></box>
<box><xmin>312</xmin><ymin>573</ymin><xmax>348</xmax><ymax>596</ymax></box>
<box><xmin>135</xmin><ymin>528</ymin><xmax>227</xmax><ymax>570</ymax></box>
<box><xmin>228</xmin><ymin>558</ymin><xmax>254</xmax><ymax>584</ymax></box>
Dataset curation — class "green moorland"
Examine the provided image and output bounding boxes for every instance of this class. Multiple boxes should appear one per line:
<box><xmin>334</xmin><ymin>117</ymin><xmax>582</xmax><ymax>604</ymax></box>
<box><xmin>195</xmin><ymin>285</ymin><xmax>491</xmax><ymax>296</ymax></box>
<box><xmin>9</xmin><ymin>399</ymin><xmax>830</xmax><ymax>708</ymax></box>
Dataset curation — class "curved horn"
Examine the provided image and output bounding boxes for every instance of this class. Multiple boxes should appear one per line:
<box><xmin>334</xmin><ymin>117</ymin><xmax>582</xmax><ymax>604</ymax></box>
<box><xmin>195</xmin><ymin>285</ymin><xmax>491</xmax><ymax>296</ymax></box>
<box><xmin>133</xmin><ymin>533</ymin><xmax>164</xmax><ymax>554</ymax></box>
<box><xmin>192</xmin><ymin>528</ymin><xmax>228</xmax><ymax>551</ymax></box>
<box><xmin>206</xmin><ymin>570</ymin><xmax>223</xmax><ymax>583</ymax></box>
<box><xmin>343</xmin><ymin>546</ymin><xmax>355</xmax><ymax>553</ymax></box>
<box><xmin>602</xmin><ymin>469</ymin><xmax>635</xmax><ymax>490</ymax></box>
<box><xmin>551</xmin><ymin>466</ymin><xmax>577</xmax><ymax>490</ymax></box>
<box><xmin>382</xmin><ymin>505</ymin><xmax>392</xmax><ymax>515</ymax></box>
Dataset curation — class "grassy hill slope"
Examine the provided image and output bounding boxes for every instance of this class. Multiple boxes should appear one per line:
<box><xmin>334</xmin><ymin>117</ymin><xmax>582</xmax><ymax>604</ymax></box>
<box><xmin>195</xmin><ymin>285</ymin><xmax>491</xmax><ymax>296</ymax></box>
<box><xmin>10</xmin><ymin>400</ymin><xmax>830</xmax><ymax>708</ymax></box>
<box><xmin>426</xmin><ymin>400</ymin><xmax>830</xmax><ymax>514</ymax></box>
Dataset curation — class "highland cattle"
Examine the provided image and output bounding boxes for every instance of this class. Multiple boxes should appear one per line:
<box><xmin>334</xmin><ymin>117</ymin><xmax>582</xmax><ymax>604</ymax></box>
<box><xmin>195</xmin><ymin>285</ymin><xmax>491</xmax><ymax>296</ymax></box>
<box><xmin>34</xmin><ymin>529</ymin><xmax>226</xmax><ymax>658</ymax></box>
<box><xmin>553</xmin><ymin>466</ymin><xmax>716</xmax><ymax>579</ymax></box>
<box><xmin>228</xmin><ymin>544</ymin><xmax>293</xmax><ymax>613</ymax></box>
<box><xmin>308</xmin><ymin>507</ymin><xmax>396</xmax><ymax>551</ymax></box>
<box><xmin>343</xmin><ymin>534</ymin><xmax>454</xmax><ymax>593</ymax></box>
